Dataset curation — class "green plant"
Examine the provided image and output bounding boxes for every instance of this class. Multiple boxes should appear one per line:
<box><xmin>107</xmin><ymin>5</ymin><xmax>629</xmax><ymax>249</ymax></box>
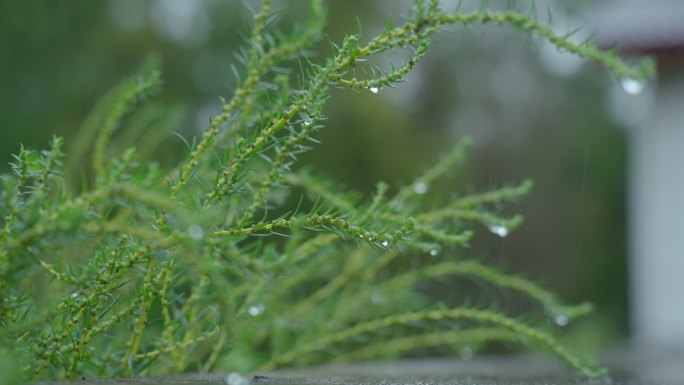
<box><xmin>0</xmin><ymin>0</ymin><xmax>653</xmax><ymax>381</ymax></box>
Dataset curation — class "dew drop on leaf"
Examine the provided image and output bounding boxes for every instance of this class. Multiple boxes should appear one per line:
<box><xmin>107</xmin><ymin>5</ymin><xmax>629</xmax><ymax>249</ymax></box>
<box><xmin>303</xmin><ymin>115</ymin><xmax>313</xmax><ymax>126</ymax></box>
<box><xmin>248</xmin><ymin>303</ymin><xmax>265</xmax><ymax>316</ymax></box>
<box><xmin>188</xmin><ymin>224</ymin><xmax>205</xmax><ymax>240</ymax></box>
<box><xmin>371</xmin><ymin>292</ymin><xmax>386</xmax><ymax>305</ymax></box>
<box><xmin>413</xmin><ymin>182</ymin><xmax>428</xmax><ymax>195</ymax></box>
<box><xmin>369</xmin><ymin>86</ymin><xmax>380</xmax><ymax>94</ymax></box>
<box><xmin>430</xmin><ymin>249</ymin><xmax>439</xmax><ymax>256</ymax></box>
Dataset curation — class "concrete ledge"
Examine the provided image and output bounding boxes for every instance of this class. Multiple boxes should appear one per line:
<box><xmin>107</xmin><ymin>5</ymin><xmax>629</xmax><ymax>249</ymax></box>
<box><xmin>31</xmin><ymin>350</ymin><xmax>684</xmax><ymax>385</ymax></box>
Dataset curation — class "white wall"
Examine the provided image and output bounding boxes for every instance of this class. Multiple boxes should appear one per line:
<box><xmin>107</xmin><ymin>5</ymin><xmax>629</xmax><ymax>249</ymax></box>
<box><xmin>629</xmin><ymin>76</ymin><xmax>684</xmax><ymax>347</ymax></box>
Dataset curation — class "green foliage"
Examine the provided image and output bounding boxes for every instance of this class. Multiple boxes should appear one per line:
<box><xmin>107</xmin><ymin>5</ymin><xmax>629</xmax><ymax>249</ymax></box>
<box><xmin>0</xmin><ymin>1</ymin><xmax>652</xmax><ymax>381</ymax></box>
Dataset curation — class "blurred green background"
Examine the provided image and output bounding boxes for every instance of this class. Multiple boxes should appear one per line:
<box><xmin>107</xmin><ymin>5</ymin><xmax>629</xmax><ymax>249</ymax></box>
<box><xmin>0</xmin><ymin>0</ymin><xmax>629</xmax><ymax>347</ymax></box>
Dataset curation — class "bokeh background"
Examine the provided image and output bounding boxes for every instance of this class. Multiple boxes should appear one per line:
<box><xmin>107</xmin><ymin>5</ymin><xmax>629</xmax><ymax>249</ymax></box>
<box><xmin>0</xmin><ymin>0</ymin><xmax>660</xmax><ymax>350</ymax></box>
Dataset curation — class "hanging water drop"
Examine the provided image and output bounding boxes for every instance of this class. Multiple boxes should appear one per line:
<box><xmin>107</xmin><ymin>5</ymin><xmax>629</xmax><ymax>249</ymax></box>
<box><xmin>620</xmin><ymin>77</ymin><xmax>644</xmax><ymax>95</ymax></box>
<box><xmin>226</xmin><ymin>373</ymin><xmax>249</xmax><ymax>385</ymax></box>
<box><xmin>248</xmin><ymin>303</ymin><xmax>265</xmax><ymax>316</ymax></box>
<box><xmin>413</xmin><ymin>182</ymin><xmax>429</xmax><ymax>195</ymax></box>
<box><xmin>371</xmin><ymin>292</ymin><xmax>386</xmax><ymax>305</ymax></box>
<box><xmin>487</xmin><ymin>224</ymin><xmax>509</xmax><ymax>238</ymax></box>
<box><xmin>70</xmin><ymin>291</ymin><xmax>79</xmax><ymax>298</ymax></box>
<box><xmin>554</xmin><ymin>314</ymin><xmax>568</xmax><ymax>326</ymax></box>
<box><xmin>369</xmin><ymin>86</ymin><xmax>380</xmax><ymax>94</ymax></box>
<box><xmin>381</xmin><ymin>240</ymin><xmax>389</xmax><ymax>247</ymax></box>
<box><xmin>188</xmin><ymin>224</ymin><xmax>205</xmax><ymax>240</ymax></box>
<box><xmin>303</xmin><ymin>115</ymin><xmax>313</xmax><ymax>126</ymax></box>
<box><xmin>429</xmin><ymin>249</ymin><xmax>439</xmax><ymax>256</ymax></box>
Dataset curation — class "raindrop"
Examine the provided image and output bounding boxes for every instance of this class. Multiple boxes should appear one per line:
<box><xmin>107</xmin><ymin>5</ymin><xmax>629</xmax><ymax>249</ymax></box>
<box><xmin>303</xmin><ymin>115</ymin><xmax>313</xmax><ymax>126</ymax></box>
<box><xmin>371</xmin><ymin>292</ymin><xmax>386</xmax><ymax>305</ymax></box>
<box><xmin>429</xmin><ymin>249</ymin><xmax>439</xmax><ymax>256</ymax></box>
<box><xmin>413</xmin><ymin>182</ymin><xmax>429</xmax><ymax>195</ymax></box>
<box><xmin>487</xmin><ymin>224</ymin><xmax>509</xmax><ymax>238</ymax></box>
<box><xmin>226</xmin><ymin>373</ymin><xmax>249</xmax><ymax>385</ymax></box>
<box><xmin>369</xmin><ymin>86</ymin><xmax>380</xmax><ymax>94</ymax></box>
<box><xmin>620</xmin><ymin>77</ymin><xmax>644</xmax><ymax>95</ymax></box>
<box><xmin>188</xmin><ymin>224</ymin><xmax>205</xmax><ymax>240</ymax></box>
<box><xmin>248</xmin><ymin>303</ymin><xmax>265</xmax><ymax>317</ymax></box>
<box><xmin>460</xmin><ymin>346</ymin><xmax>474</xmax><ymax>360</ymax></box>
<box><xmin>381</xmin><ymin>240</ymin><xmax>389</xmax><ymax>247</ymax></box>
<box><xmin>70</xmin><ymin>291</ymin><xmax>79</xmax><ymax>298</ymax></box>
<box><xmin>554</xmin><ymin>314</ymin><xmax>568</xmax><ymax>327</ymax></box>
<box><xmin>359</xmin><ymin>234</ymin><xmax>365</xmax><ymax>239</ymax></box>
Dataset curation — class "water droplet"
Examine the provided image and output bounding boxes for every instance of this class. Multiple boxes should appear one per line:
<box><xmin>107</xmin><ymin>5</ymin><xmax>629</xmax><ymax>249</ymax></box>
<box><xmin>371</xmin><ymin>292</ymin><xmax>386</xmax><ymax>305</ymax></box>
<box><xmin>226</xmin><ymin>373</ymin><xmax>249</xmax><ymax>385</ymax></box>
<box><xmin>359</xmin><ymin>234</ymin><xmax>365</xmax><ymax>239</ymax></box>
<box><xmin>413</xmin><ymin>182</ymin><xmax>428</xmax><ymax>195</ymax></box>
<box><xmin>188</xmin><ymin>224</ymin><xmax>204</xmax><ymax>240</ymax></box>
<box><xmin>620</xmin><ymin>77</ymin><xmax>644</xmax><ymax>95</ymax></box>
<box><xmin>459</xmin><ymin>346</ymin><xmax>474</xmax><ymax>360</ymax></box>
<box><xmin>248</xmin><ymin>303</ymin><xmax>265</xmax><ymax>317</ymax></box>
<box><xmin>303</xmin><ymin>115</ymin><xmax>313</xmax><ymax>126</ymax></box>
<box><xmin>429</xmin><ymin>249</ymin><xmax>439</xmax><ymax>256</ymax></box>
<box><xmin>554</xmin><ymin>314</ymin><xmax>568</xmax><ymax>326</ymax></box>
<box><xmin>369</xmin><ymin>86</ymin><xmax>380</xmax><ymax>94</ymax></box>
<box><xmin>487</xmin><ymin>224</ymin><xmax>509</xmax><ymax>238</ymax></box>
<box><xmin>70</xmin><ymin>291</ymin><xmax>79</xmax><ymax>298</ymax></box>
<box><xmin>381</xmin><ymin>240</ymin><xmax>389</xmax><ymax>247</ymax></box>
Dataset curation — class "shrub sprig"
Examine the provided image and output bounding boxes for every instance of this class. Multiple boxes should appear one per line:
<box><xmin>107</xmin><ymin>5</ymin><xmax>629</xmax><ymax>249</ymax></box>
<box><xmin>0</xmin><ymin>0</ymin><xmax>653</xmax><ymax>380</ymax></box>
